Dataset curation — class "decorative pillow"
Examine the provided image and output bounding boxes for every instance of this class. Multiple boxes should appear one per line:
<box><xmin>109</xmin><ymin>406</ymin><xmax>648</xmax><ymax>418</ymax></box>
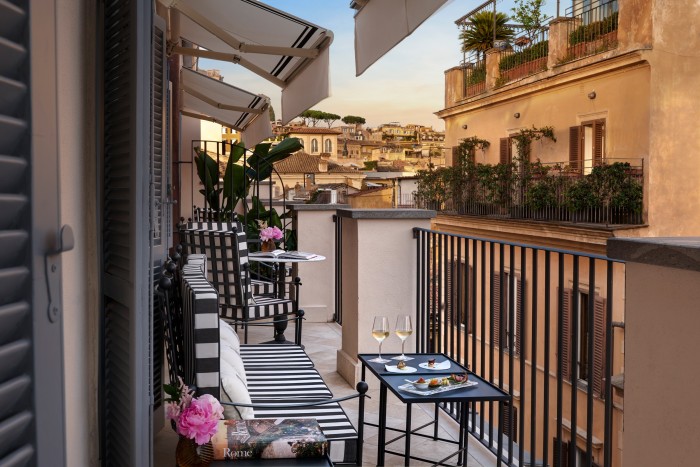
<box><xmin>221</xmin><ymin>345</ymin><xmax>247</xmax><ymax>386</ymax></box>
<box><xmin>220</xmin><ymin>372</ymin><xmax>254</xmax><ymax>420</ymax></box>
<box><xmin>219</xmin><ymin>319</ymin><xmax>240</xmax><ymax>354</ymax></box>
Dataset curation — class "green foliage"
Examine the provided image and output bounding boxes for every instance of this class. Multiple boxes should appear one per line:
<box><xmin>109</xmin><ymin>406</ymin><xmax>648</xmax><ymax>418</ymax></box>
<box><xmin>569</xmin><ymin>12</ymin><xmax>619</xmax><ymax>46</ymax></box>
<box><xmin>363</xmin><ymin>160</ymin><xmax>378</xmax><ymax>170</ymax></box>
<box><xmin>498</xmin><ymin>40</ymin><xmax>549</xmax><ymax>71</ymax></box>
<box><xmin>512</xmin><ymin>126</ymin><xmax>556</xmax><ymax>162</ymax></box>
<box><xmin>460</xmin><ymin>11</ymin><xmax>514</xmax><ymax>58</ymax></box>
<box><xmin>564</xmin><ymin>162</ymin><xmax>642</xmax><ymax>214</ymax></box>
<box><xmin>466</xmin><ymin>65</ymin><xmax>486</xmax><ymax>86</ymax></box>
<box><xmin>299</xmin><ymin>109</ymin><xmax>340</xmax><ymax>127</ymax></box>
<box><xmin>511</xmin><ymin>0</ymin><xmax>548</xmax><ymax>40</ymax></box>
<box><xmin>342</xmin><ymin>115</ymin><xmax>366</xmax><ymax>125</ymax></box>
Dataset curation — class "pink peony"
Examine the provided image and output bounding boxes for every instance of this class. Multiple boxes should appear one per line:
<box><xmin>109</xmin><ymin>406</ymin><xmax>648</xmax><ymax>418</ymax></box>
<box><xmin>177</xmin><ymin>395</ymin><xmax>224</xmax><ymax>445</ymax></box>
<box><xmin>260</xmin><ymin>226</ymin><xmax>283</xmax><ymax>242</ymax></box>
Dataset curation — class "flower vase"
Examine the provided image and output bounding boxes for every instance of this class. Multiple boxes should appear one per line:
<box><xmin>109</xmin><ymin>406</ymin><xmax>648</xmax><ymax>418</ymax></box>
<box><xmin>261</xmin><ymin>239</ymin><xmax>276</xmax><ymax>252</ymax></box>
<box><xmin>176</xmin><ymin>436</ymin><xmax>213</xmax><ymax>467</ymax></box>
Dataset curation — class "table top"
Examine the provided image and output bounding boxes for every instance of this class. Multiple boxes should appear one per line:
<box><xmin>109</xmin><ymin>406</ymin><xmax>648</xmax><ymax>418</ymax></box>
<box><xmin>358</xmin><ymin>353</ymin><xmax>469</xmax><ymax>376</ymax></box>
<box><xmin>248</xmin><ymin>253</ymin><xmax>326</xmax><ymax>263</ymax></box>
<box><xmin>359</xmin><ymin>353</ymin><xmax>510</xmax><ymax>404</ymax></box>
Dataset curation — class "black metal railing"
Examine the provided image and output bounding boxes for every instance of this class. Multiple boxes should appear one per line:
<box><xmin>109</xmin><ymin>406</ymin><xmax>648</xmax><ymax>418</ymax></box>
<box><xmin>414</xmin><ymin>228</ymin><xmax>622</xmax><ymax>467</ymax></box>
<box><xmin>498</xmin><ymin>27</ymin><xmax>549</xmax><ymax>86</ymax></box>
<box><xmin>565</xmin><ymin>0</ymin><xmax>619</xmax><ymax>61</ymax></box>
<box><xmin>416</xmin><ymin>159</ymin><xmax>644</xmax><ymax>225</ymax></box>
<box><xmin>333</xmin><ymin>214</ymin><xmax>343</xmax><ymax>325</ymax></box>
<box><xmin>462</xmin><ymin>59</ymin><xmax>487</xmax><ymax>99</ymax></box>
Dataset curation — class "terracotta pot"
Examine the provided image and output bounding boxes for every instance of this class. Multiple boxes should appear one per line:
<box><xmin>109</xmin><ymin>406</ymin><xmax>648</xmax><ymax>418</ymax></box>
<box><xmin>175</xmin><ymin>436</ymin><xmax>213</xmax><ymax>467</ymax></box>
<box><xmin>260</xmin><ymin>239</ymin><xmax>276</xmax><ymax>252</ymax></box>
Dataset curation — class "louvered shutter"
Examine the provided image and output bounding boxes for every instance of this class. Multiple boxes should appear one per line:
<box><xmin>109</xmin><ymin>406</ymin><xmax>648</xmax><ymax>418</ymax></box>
<box><xmin>569</xmin><ymin>127</ymin><xmax>580</xmax><ymax>172</ymax></box>
<box><xmin>502</xmin><ymin>403</ymin><xmax>518</xmax><ymax>443</ymax></box>
<box><xmin>0</xmin><ymin>1</ymin><xmax>69</xmax><ymax>464</ymax></box>
<box><xmin>593</xmin><ymin>297</ymin><xmax>607</xmax><ymax>398</ymax></box>
<box><xmin>553</xmin><ymin>438</ymin><xmax>570</xmax><ymax>467</ymax></box>
<box><xmin>499</xmin><ymin>138</ymin><xmax>510</xmax><ymax>164</ymax></box>
<box><xmin>451</xmin><ymin>146</ymin><xmax>459</xmax><ymax>166</ymax></box>
<box><xmin>151</xmin><ymin>14</ymin><xmax>168</xmax><ymax>430</ymax></box>
<box><xmin>101</xmin><ymin>1</ymin><xmax>153</xmax><ymax>465</ymax></box>
<box><xmin>462</xmin><ymin>264</ymin><xmax>473</xmax><ymax>333</ymax></box>
<box><xmin>515</xmin><ymin>279</ymin><xmax>523</xmax><ymax>356</ymax></box>
<box><xmin>561</xmin><ymin>288</ymin><xmax>572</xmax><ymax>381</ymax></box>
<box><xmin>492</xmin><ymin>273</ymin><xmax>501</xmax><ymax>347</ymax></box>
<box><xmin>593</xmin><ymin>120</ymin><xmax>605</xmax><ymax>166</ymax></box>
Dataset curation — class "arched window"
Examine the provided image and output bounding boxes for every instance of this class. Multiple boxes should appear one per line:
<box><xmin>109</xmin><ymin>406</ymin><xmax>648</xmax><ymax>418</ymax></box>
<box><xmin>324</xmin><ymin>139</ymin><xmax>332</xmax><ymax>153</ymax></box>
<box><xmin>311</xmin><ymin>138</ymin><xmax>319</xmax><ymax>153</ymax></box>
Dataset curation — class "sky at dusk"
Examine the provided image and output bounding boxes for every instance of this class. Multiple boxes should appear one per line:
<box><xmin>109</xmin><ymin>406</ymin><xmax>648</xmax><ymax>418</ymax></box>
<box><xmin>199</xmin><ymin>0</ymin><xmax>559</xmax><ymax>130</ymax></box>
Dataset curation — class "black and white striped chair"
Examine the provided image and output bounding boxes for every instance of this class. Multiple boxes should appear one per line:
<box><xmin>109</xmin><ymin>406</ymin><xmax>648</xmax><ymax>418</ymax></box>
<box><xmin>180</xmin><ymin>221</ymin><xmax>302</xmax><ymax>344</ymax></box>
<box><xmin>158</xmin><ymin>260</ymin><xmax>367</xmax><ymax>465</ymax></box>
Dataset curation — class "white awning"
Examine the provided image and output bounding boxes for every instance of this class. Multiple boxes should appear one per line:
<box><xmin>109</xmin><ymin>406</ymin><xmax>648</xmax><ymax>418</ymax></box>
<box><xmin>180</xmin><ymin>67</ymin><xmax>272</xmax><ymax>146</ymax></box>
<box><xmin>353</xmin><ymin>0</ymin><xmax>449</xmax><ymax>76</ymax></box>
<box><xmin>162</xmin><ymin>0</ymin><xmax>333</xmax><ymax>124</ymax></box>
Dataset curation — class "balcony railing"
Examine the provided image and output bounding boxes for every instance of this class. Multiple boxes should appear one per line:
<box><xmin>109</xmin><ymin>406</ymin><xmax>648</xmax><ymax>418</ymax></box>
<box><xmin>462</xmin><ymin>59</ymin><xmax>487</xmax><ymax>98</ymax></box>
<box><xmin>498</xmin><ymin>28</ymin><xmax>549</xmax><ymax>86</ymax></box>
<box><xmin>413</xmin><ymin>228</ymin><xmax>623</xmax><ymax>467</ymax></box>
<box><xmin>415</xmin><ymin>159</ymin><xmax>644</xmax><ymax>225</ymax></box>
<box><xmin>565</xmin><ymin>0</ymin><xmax>619</xmax><ymax>62</ymax></box>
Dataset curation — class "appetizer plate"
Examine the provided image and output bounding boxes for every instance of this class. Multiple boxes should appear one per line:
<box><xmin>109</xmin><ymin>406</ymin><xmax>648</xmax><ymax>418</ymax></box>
<box><xmin>418</xmin><ymin>361</ymin><xmax>451</xmax><ymax>370</ymax></box>
<box><xmin>398</xmin><ymin>380</ymin><xmax>478</xmax><ymax>396</ymax></box>
<box><xmin>385</xmin><ymin>364</ymin><xmax>417</xmax><ymax>373</ymax></box>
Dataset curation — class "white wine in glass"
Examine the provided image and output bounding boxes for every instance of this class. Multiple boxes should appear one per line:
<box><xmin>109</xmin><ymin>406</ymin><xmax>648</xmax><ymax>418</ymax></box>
<box><xmin>392</xmin><ymin>315</ymin><xmax>414</xmax><ymax>361</ymax></box>
<box><xmin>368</xmin><ymin>316</ymin><xmax>391</xmax><ymax>363</ymax></box>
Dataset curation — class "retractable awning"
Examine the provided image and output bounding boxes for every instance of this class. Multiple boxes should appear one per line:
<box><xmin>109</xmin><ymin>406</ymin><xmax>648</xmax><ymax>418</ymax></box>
<box><xmin>161</xmin><ymin>0</ymin><xmax>333</xmax><ymax>124</ymax></box>
<box><xmin>352</xmin><ymin>0</ymin><xmax>449</xmax><ymax>76</ymax></box>
<box><xmin>180</xmin><ymin>67</ymin><xmax>272</xmax><ymax>146</ymax></box>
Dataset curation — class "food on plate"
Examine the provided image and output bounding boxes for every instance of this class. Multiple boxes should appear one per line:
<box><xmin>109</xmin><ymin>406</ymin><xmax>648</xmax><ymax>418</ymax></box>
<box><xmin>428</xmin><ymin>358</ymin><xmax>436</xmax><ymax>368</ymax></box>
<box><xmin>397</xmin><ymin>361</ymin><xmax>406</xmax><ymax>370</ymax></box>
<box><xmin>412</xmin><ymin>378</ymin><xmax>429</xmax><ymax>389</ymax></box>
<box><xmin>416</xmin><ymin>377</ymin><xmax>426</xmax><ymax>383</ymax></box>
<box><xmin>428</xmin><ymin>378</ymin><xmax>440</xmax><ymax>388</ymax></box>
<box><xmin>450</xmin><ymin>373</ymin><xmax>469</xmax><ymax>383</ymax></box>
<box><xmin>441</xmin><ymin>378</ymin><xmax>450</xmax><ymax>386</ymax></box>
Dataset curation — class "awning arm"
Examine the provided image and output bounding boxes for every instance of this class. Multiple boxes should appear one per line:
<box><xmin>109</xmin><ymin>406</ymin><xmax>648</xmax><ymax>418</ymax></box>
<box><xmin>181</xmin><ymin>110</ymin><xmax>244</xmax><ymax>132</ymax></box>
<box><xmin>173</xmin><ymin>1</ymin><xmax>320</xmax><ymax>58</ymax></box>
<box><xmin>182</xmin><ymin>85</ymin><xmax>266</xmax><ymax>115</ymax></box>
<box><xmin>172</xmin><ymin>45</ymin><xmax>286</xmax><ymax>88</ymax></box>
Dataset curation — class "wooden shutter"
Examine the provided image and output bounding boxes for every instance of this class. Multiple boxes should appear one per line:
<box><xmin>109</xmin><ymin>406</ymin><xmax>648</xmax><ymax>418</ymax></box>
<box><xmin>515</xmin><ymin>278</ymin><xmax>523</xmax><ymax>356</ymax></box>
<box><xmin>553</xmin><ymin>438</ymin><xmax>570</xmax><ymax>467</ymax></box>
<box><xmin>561</xmin><ymin>288</ymin><xmax>572</xmax><ymax>381</ymax></box>
<box><xmin>593</xmin><ymin>120</ymin><xmax>605</xmax><ymax>166</ymax></box>
<box><xmin>593</xmin><ymin>296</ymin><xmax>607</xmax><ymax>398</ymax></box>
<box><xmin>462</xmin><ymin>264</ymin><xmax>474</xmax><ymax>333</ymax></box>
<box><xmin>499</xmin><ymin>138</ymin><xmax>510</xmax><ymax>164</ymax></box>
<box><xmin>502</xmin><ymin>403</ymin><xmax>518</xmax><ymax>443</ymax></box>
<box><xmin>151</xmin><ymin>14</ymin><xmax>168</xmax><ymax>428</ymax></box>
<box><xmin>101</xmin><ymin>1</ymin><xmax>153</xmax><ymax>465</ymax></box>
<box><xmin>492</xmin><ymin>273</ymin><xmax>501</xmax><ymax>347</ymax></box>
<box><xmin>569</xmin><ymin>126</ymin><xmax>580</xmax><ymax>172</ymax></box>
<box><xmin>451</xmin><ymin>146</ymin><xmax>460</xmax><ymax>166</ymax></box>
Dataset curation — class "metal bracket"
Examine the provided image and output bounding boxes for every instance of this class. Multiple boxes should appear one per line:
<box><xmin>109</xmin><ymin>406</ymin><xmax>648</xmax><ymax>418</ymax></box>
<box><xmin>45</xmin><ymin>225</ymin><xmax>75</xmax><ymax>322</ymax></box>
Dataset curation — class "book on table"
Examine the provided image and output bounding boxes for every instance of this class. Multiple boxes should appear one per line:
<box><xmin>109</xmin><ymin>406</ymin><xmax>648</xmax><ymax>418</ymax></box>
<box><xmin>249</xmin><ymin>250</ymin><xmax>318</xmax><ymax>260</ymax></box>
<box><xmin>210</xmin><ymin>418</ymin><xmax>328</xmax><ymax>460</ymax></box>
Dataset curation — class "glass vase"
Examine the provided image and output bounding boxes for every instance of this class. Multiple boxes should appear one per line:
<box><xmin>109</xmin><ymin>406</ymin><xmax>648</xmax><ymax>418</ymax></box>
<box><xmin>175</xmin><ymin>436</ymin><xmax>213</xmax><ymax>467</ymax></box>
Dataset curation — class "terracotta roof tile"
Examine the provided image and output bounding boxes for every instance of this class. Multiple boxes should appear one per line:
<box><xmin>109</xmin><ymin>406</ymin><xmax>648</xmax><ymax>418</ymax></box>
<box><xmin>288</xmin><ymin>127</ymin><xmax>342</xmax><ymax>135</ymax></box>
<box><xmin>273</xmin><ymin>152</ymin><xmax>321</xmax><ymax>173</ymax></box>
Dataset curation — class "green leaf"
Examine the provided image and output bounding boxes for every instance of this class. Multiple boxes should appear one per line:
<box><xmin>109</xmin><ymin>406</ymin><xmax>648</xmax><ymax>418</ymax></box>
<box><xmin>228</xmin><ymin>141</ymin><xmax>246</xmax><ymax>164</ymax></box>
<box><xmin>248</xmin><ymin>138</ymin><xmax>303</xmax><ymax>182</ymax></box>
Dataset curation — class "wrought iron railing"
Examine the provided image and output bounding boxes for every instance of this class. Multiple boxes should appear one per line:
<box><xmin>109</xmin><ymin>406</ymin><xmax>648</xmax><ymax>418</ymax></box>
<box><xmin>414</xmin><ymin>228</ymin><xmax>623</xmax><ymax>467</ymax></box>
<box><xmin>565</xmin><ymin>0</ymin><xmax>619</xmax><ymax>62</ymax></box>
<box><xmin>333</xmin><ymin>214</ymin><xmax>343</xmax><ymax>325</ymax></box>
<box><xmin>416</xmin><ymin>159</ymin><xmax>644</xmax><ymax>225</ymax></box>
<box><xmin>462</xmin><ymin>59</ymin><xmax>487</xmax><ymax>99</ymax></box>
<box><xmin>498</xmin><ymin>27</ymin><xmax>549</xmax><ymax>85</ymax></box>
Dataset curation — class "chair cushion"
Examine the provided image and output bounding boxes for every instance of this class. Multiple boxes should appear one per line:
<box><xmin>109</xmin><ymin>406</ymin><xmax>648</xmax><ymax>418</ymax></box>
<box><xmin>221</xmin><ymin>372</ymin><xmax>254</xmax><ymax>420</ymax></box>
<box><xmin>221</xmin><ymin>346</ymin><xmax>247</xmax><ymax>386</ymax></box>
<box><xmin>219</xmin><ymin>319</ymin><xmax>240</xmax><ymax>354</ymax></box>
<box><xmin>240</xmin><ymin>345</ymin><xmax>314</xmax><ymax>369</ymax></box>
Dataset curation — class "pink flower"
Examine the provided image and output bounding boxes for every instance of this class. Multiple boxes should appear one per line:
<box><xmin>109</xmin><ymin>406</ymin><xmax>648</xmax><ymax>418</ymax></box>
<box><xmin>165</xmin><ymin>401</ymin><xmax>181</xmax><ymax>421</ymax></box>
<box><xmin>177</xmin><ymin>395</ymin><xmax>224</xmax><ymax>445</ymax></box>
<box><xmin>260</xmin><ymin>226</ymin><xmax>283</xmax><ymax>242</ymax></box>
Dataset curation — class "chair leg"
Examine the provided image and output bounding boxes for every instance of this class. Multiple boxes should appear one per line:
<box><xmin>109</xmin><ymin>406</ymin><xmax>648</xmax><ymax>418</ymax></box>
<box><xmin>244</xmin><ymin>322</ymin><xmax>249</xmax><ymax>344</ymax></box>
<box><xmin>295</xmin><ymin>309</ymin><xmax>304</xmax><ymax>346</ymax></box>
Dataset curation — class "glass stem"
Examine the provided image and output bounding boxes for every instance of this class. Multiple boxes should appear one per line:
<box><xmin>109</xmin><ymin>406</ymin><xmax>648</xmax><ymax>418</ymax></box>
<box><xmin>401</xmin><ymin>340</ymin><xmax>405</xmax><ymax>358</ymax></box>
<box><xmin>378</xmin><ymin>341</ymin><xmax>383</xmax><ymax>360</ymax></box>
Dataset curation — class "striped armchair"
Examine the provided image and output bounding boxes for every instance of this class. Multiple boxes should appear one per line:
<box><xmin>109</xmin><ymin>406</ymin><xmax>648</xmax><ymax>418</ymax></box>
<box><xmin>180</xmin><ymin>221</ymin><xmax>302</xmax><ymax>344</ymax></box>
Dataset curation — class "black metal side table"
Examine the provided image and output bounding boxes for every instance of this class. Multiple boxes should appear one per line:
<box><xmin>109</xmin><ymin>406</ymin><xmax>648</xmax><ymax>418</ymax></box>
<box><xmin>358</xmin><ymin>353</ymin><xmax>511</xmax><ymax>467</ymax></box>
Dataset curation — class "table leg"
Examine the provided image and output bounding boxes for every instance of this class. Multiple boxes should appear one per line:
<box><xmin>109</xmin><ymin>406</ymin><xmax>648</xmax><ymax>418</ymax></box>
<box><xmin>377</xmin><ymin>384</ymin><xmax>387</xmax><ymax>466</ymax></box>
<box><xmin>458</xmin><ymin>402</ymin><xmax>468</xmax><ymax>466</ymax></box>
<box><xmin>404</xmin><ymin>403</ymin><xmax>412</xmax><ymax>467</ymax></box>
<box><xmin>433</xmin><ymin>404</ymin><xmax>439</xmax><ymax>440</ymax></box>
<box><xmin>497</xmin><ymin>401</ymin><xmax>503</xmax><ymax>467</ymax></box>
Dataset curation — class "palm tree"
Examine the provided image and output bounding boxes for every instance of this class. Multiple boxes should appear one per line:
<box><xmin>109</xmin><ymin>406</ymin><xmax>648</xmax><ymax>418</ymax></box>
<box><xmin>460</xmin><ymin>11</ymin><xmax>514</xmax><ymax>61</ymax></box>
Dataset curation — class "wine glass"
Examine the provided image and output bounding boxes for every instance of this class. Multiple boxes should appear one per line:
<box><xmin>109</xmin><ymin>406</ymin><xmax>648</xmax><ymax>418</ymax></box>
<box><xmin>368</xmin><ymin>316</ymin><xmax>391</xmax><ymax>363</ymax></box>
<box><xmin>392</xmin><ymin>315</ymin><xmax>414</xmax><ymax>361</ymax></box>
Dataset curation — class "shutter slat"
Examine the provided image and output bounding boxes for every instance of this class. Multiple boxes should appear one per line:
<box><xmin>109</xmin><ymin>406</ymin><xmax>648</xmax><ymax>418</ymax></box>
<box><xmin>0</xmin><ymin>77</ymin><xmax>27</xmax><ymax>117</ymax></box>
<box><xmin>499</xmin><ymin>138</ymin><xmax>509</xmax><ymax>164</ymax></box>
<box><xmin>593</xmin><ymin>120</ymin><xmax>604</xmax><ymax>166</ymax></box>
<box><xmin>0</xmin><ymin>303</ymin><xmax>29</xmax><ymax>346</ymax></box>
<box><xmin>561</xmin><ymin>289</ymin><xmax>572</xmax><ymax>381</ymax></box>
<box><xmin>0</xmin><ymin>37</ymin><xmax>26</xmax><ymax>80</ymax></box>
<box><xmin>516</xmin><ymin>278</ymin><xmax>522</xmax><ymax>356</ymax></box>
<box><xmin>0</xmin><ymin>195</ymin><xmax>27</xmax><ymax>230</ymax></box>
<box><xmin>0</xmin><ymin>412</ymin><xmax>33</xmax><ymax>461</ymax></box>
<box><xmin>0</xmin><ymin>0</ymin><xmax>26</xmax><ymax>42</ymax></box>
<box><xmin>0</xmin><ymin>375</ymin><xmax>31</xmax><ymax>421</ymax></box>
<box><xmin>593</xmin><ymin>297</ymin><xmax>606</xmax><ymax>397</ymax></box>
<box><xmin>0</xmin><ymin>156</ymin><xmax>27</xmax><ymax>194</ymax></box>
<box><xmin>0</xmin><ymin>268</ymin><xmax>29</xmax><ymax>307</ymax></box>
<box><xmin>492</xmin><ymin>273</ymin><xmax>501</xmax><ymax>347</ymax></box>
<box><xmin>0</xmin><ymin>115</ymin><xmax>27</xmax><ymax>153</ymax></box>
<box><xmin>569</xmin><ymin>126</ymin><xmax>580</xmax><ymax>172</ymax></box>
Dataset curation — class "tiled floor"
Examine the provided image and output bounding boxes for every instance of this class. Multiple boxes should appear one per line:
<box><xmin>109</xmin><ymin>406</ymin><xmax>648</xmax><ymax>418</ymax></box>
<box><xmin>154</xmin><ymin>322</ymin><xmax>495</xmax><ymax>466</ymax></box>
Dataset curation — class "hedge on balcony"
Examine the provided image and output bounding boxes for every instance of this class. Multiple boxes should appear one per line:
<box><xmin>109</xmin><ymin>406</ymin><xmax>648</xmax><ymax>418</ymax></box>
<box><xmin>569</xmin><ymin>11</ymin><xmax>619</xmax><ymax>46</ymax></box>
<box><xmin>466</xmin><ymin>65</ymin><xmax>486</xmax><ymax>86</ymax></box>
<box><xmin>499</xmin><ymin>40</ymin><xmax>549</xmax><ymax>72</ymax></box>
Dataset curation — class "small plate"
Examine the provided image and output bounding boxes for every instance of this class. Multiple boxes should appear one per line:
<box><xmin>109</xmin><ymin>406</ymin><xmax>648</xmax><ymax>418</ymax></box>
<box><xmin>418</xmin><ymin>361</ymin><xmax>451</xmax><ymax>370</ymax></box>
<box><xmin>385</xmin><ymin>365</ymin><xmax>417</xmax><ymax>373</ymax></box>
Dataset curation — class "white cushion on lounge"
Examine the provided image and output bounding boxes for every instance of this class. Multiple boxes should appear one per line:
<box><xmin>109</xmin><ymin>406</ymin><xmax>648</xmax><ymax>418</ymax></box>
<box><xmin>219</xmin><ymin>319</ymin><xmax>240</xmax><ymax>353</ymax></box>
<box><xmin>221</xmin><ymin>372</ymin><xmax>254</xmax><ymax>420</ymax></box>
<box><xmin>221</xmin><ymin>346</ymin><xmax>247</xmax><ymax>386</ymax></box>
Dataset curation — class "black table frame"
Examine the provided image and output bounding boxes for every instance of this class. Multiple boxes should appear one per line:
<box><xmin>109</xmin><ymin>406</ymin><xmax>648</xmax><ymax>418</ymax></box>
<box><xmin>358</xmin><ymin>353</ymin><xmax>510</xmax><ymax>467</ymax></box>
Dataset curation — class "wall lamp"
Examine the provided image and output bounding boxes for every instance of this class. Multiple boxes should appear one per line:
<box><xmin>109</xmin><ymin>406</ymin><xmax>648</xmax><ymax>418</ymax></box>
<box><xmin>514</xmin><ymin>112</ymin><xmax>520</xmax><ymax>118</ymax></box>
<box><xmin>462</xmin><ymin>124</ymin><xmax>468</xmax><ymax>129</ymax></box>
<box><xmin>588</xmin><ymin>91</ymin><xmax>597</xmax><ymax>100</ymax></box>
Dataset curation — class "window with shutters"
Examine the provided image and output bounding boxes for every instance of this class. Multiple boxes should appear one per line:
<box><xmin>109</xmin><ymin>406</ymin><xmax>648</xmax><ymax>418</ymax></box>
<box><xmin>324</xmin><ymin>139</ymin><xmax>332</xmax><ymax>153</ymax></box>
<box><xmin>311</xmin><ymin>138</ymin><xmax>319</xmax><ymax>153</ymax></box>
<box><xmin>561</xmin><ymin>288</ymin><xmax>607</xmax><ymax>398</ymax></box>
<box><xmin>502</xmin><ymin>402</ymin><xmax>518</xmax><ymax>443</ymax></box>
<box><xmin>569</xmin><ymin>119</ymin><xmax>605</xmax><ymax>174</ymax></box>
<box><xmin>492</xmin><ymin>271</ymin><xmax>523</xmax><ymax>356</ymax></box>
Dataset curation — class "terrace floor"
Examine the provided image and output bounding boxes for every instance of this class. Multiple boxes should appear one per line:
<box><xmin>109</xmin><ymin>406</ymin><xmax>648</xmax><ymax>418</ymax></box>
<box><xmin>154</xmin><ymin>322</ymin><xmax>495</xmax><ymax>466</ymax></box>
